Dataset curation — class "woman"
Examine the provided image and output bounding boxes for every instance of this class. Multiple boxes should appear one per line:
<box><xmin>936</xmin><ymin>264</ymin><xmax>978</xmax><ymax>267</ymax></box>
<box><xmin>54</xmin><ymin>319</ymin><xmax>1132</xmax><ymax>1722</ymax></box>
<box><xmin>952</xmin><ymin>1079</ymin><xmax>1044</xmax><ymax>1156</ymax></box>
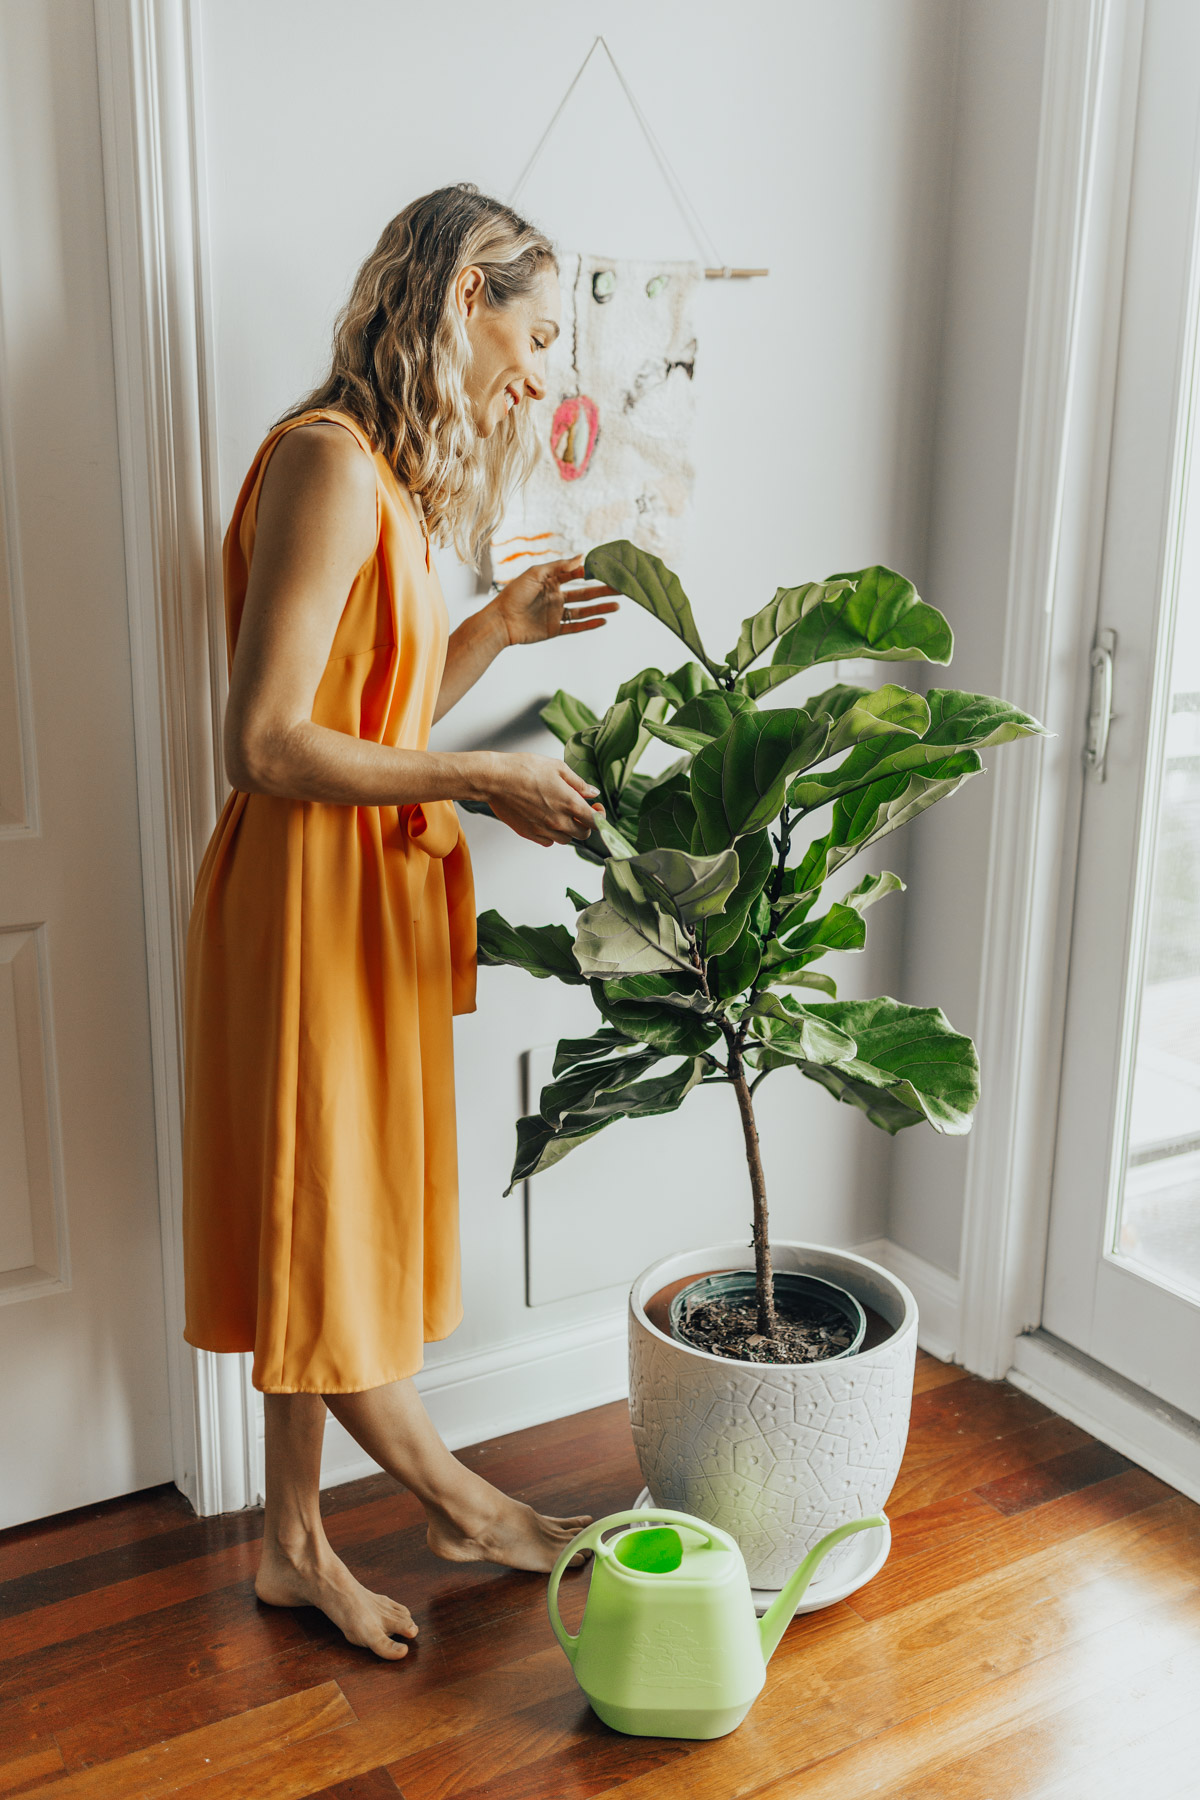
<box><xmin>182</xmin><ymin>185</ymin><xmax>617</xmax><ymax>1661</ymax></box>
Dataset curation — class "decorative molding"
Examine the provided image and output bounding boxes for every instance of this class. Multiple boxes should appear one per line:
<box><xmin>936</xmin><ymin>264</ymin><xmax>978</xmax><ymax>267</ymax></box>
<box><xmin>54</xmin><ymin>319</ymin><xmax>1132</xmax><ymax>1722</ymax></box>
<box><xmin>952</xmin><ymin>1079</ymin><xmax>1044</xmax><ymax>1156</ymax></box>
<box><xmin>855</xmin><ymin>1238</ymin><xmax>961</xmax><ymax>1365</ymax></box>
<box><xmin>957</xmin><ymin>0</ymin><xmax>1142</xmax><ymax>1378</ymax></box>
<box><xmin>0</xmin><ymin>305</ymin><xmax>39</xmax><ymax>839</ymax></box>
<box><xmin>0</xmin><ymin>925</ymin><xmax>70</xmax><ymax>1304</ymax></box>
<box><xmin>1010</xmin><ymin>1330</ymin><xmax>1200</xmax><ymax>1506</ymax></box>
<box><xmin>93</xmin><ymin>0</ymin><xmax>239</xmax><ymax>1515</ymax></box>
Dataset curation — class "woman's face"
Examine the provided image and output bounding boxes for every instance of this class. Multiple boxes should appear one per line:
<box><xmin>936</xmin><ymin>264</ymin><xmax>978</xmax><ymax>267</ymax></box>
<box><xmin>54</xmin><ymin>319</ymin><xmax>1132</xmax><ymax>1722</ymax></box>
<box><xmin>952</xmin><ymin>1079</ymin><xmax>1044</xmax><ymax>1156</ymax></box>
<box><xmin>457</xmin><ymin>264</ymin><xmax>561</xmax><ymax>438</ymax></box>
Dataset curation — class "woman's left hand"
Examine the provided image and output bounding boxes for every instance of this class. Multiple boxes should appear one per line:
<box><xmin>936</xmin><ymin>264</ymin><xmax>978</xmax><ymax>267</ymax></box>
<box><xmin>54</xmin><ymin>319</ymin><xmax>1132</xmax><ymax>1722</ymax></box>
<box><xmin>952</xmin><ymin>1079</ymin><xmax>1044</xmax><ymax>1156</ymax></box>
<box><xmin>492</xmin><ymin>554</ymin><xmax>619</xmax><ymax>648</ymax></box>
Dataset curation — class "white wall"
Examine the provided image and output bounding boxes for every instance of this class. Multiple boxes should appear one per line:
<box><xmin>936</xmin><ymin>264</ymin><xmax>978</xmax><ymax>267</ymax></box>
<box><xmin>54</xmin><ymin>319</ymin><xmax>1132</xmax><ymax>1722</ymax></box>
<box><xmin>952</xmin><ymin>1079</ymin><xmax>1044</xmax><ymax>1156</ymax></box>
<box><xmin>195</xmin><ymin>0</ymin><xmax>963</xmax><ymax>1418</ymax></box>
<box><xmin>889</xmin><ymin>0</ymin><xmax>1051</xmax><ymax>1274</ymax></box>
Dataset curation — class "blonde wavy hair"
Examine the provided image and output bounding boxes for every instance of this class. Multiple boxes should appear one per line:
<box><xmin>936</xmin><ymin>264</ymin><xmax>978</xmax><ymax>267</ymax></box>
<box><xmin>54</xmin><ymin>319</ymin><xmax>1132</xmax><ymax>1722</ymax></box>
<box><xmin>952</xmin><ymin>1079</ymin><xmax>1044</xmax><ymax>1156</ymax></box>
<box><xmin>281</xmin><ymin>184</ymin><xmax>557</xmax><ymax>564</ymax></box>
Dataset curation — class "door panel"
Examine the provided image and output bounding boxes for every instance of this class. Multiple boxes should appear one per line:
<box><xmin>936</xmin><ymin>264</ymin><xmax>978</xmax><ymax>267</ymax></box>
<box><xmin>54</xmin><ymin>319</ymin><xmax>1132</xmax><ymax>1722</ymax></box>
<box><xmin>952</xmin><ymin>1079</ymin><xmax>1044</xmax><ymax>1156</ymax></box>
<box><xmin>1044</xmin><ymin>0</ymin><xmax>1200</xmax><ymax>1419</ymax></box>
<box><xmin>0</xmin><ymin>0</ymin><xmax>171</xmax><ymax>1525</ymax></box>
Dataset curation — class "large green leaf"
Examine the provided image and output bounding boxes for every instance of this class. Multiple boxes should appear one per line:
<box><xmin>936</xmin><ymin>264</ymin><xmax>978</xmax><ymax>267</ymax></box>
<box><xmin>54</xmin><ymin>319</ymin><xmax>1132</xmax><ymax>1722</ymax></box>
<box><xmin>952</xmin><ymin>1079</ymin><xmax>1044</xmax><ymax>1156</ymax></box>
<box><xmin>551</xmin><ymin>1025</ymin><xmax>640</xmax><ymax>1077</ymax></box>
<box><xmin>538</xmin><ymin>1045</ymin><xmax>660</xmax><ymax>1127</ymax></box>
<box><xmin>656</xmin><ymin>661</ymin><xmax>718</xmax><ymax>707</ymax></box>
<box><xmin>795</xmin><ymin>997</ymin><xmax>980</xmax><ymax>1134</ymax></box>
<box><xmin>635</xmin><ymin>769</ymin><xmax>698</xmax><ymax>853</ymax></box>
<box><xmin>476</xmin><ymin>911</ymin><xmax>586</xmax><ymax>984</ymax></box>
<box><xmin>742</xmin><ymin>567</ymin><xmax>952</xmax><ymax>693</ymax></box>
<box><xmin>703</xmin><ymin>829</ymin><xmax>773</xmax><ymax>955</ymax></box>
<box><xmin>690</xmin><ymin>709</ymin><xmax>830</xmax><ymax>852</ymax></box>
<box><xmin>506</xmin><ymin>1113</ymin><xmax>609</xmax><ymax>1191</ymax></box>
<box><xmin>585</xmin><ymin>540</ymin><xmax>723</xmax><ymax>676</ymax></box>
<box><xmin>707</xmin><ymin>923</ymin><xmax>762</xmax><ymax>1000</ymax></box>
<box><xmin>824</xmin><ymin>685</ymin><xmax>931</xmax><ymax>755</ymax></box>
<box><xmin>573</xmin><ymin>858</ymin><xmax>695</xmax><ymax>978</ymax></box>
<box><xmin>505</xmin><ymin>1055</ymin><xmax>706</xmax><ymax>1191</ymax></box>
<box><xmin>772</xmin><ymin>900</ymin><xmax>867</xmax><ymax>960</ymax></box>
<box><xmin>644</xmin><ymin>687</ymin><xmax>756</xmax><ymax>755</ymax></box>
<box><xmin>575</xmin><ymin>810</ymin><xmax>639</xmax><ymax>867</ymax></box>
<box><xmin>842</xmin><ymin>870</ymin><xmax>905</xmax><ymax>912</ymax></box>
<box><xmin>728</xmin><ymin>580</ymin><xmax>856</xmax><ymax>673</ymax></box>
<box><xmin>922</xmin><ymin>689</ymin><xmax>1048</xmax><ymax>749</ymax></box>
<box><xmin>630</xmin><ymin>846</ymin><xmax>740</xmax><ymax>925</ymax></box>
<box><xmin>562</xmin><ymin>724</ymin><xmax>601</xmax><ymax>792</ymax></box>
<box><xmin>793</xmin><ymin>753</ymin><xmax>983</xmax><ymax>888</ymax></box>
<box><xmin>787</xmin><ymin>733</ymin><xmax>975</xmax><ymax>813</ymax></box>
<box><xmin>541</xmin><ymin>690</ymin><xmax>599</xmax><ymax>744</ymax></box>
<box><xmin>595</xmin><ymin>975</ymin><xmax>722</xmax><ymax>1054</ymax></box>
<box><xmin>742</xmin><ymin>993</ymin><xmax>858</xmax><ymax>1067</ymax></box>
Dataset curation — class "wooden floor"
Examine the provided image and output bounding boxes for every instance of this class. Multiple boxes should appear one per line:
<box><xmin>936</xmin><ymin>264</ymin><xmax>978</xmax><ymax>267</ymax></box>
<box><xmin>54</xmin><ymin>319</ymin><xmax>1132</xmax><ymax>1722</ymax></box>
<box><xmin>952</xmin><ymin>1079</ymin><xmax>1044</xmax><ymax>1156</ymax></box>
<box><xmin>1</xmin><ymin>1352</ymin><xmax>1198</xmax><ymax>1799</ymax></box>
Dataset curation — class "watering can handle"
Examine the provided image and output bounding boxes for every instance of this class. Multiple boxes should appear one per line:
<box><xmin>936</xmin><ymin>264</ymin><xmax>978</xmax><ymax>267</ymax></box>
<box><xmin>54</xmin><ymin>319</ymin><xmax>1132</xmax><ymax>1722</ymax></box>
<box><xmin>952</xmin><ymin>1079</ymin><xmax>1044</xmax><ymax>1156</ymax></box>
<box><xmin>546</xmin><ymin>1507</ymin><xmax>719</xmax><ymax>1664</ymax></box>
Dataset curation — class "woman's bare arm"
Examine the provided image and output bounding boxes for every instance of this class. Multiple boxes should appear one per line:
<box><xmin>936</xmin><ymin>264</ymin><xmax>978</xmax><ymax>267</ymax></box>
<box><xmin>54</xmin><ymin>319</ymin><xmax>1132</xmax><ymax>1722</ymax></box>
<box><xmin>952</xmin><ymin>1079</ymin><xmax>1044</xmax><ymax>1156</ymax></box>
<box><xmin>222</xmin><ymin>424</ymin><xmax>600</xmax><ymax>845</ymax></box>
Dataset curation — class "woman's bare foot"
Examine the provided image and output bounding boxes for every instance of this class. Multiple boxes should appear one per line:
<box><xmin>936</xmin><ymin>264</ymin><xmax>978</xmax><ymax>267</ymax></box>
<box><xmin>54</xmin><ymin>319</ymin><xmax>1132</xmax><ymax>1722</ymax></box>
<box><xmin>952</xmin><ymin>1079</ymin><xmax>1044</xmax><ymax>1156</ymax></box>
<box><xmin>255</xmin><ymin>1533</ymin><xmax>418</xmax><ymax>1661</ymax></box>
<box><xmin>425</xmin><ymin>1478</ymin><xmax>592</xmax><ymax>1571</ymax></box>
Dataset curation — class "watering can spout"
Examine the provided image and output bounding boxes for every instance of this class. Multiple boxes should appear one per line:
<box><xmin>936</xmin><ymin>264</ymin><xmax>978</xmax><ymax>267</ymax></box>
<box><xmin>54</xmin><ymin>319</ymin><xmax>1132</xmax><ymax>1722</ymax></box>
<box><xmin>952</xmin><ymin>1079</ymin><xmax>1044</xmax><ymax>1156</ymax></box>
<box><xmin>758</xmin><ymin>1514</ymin><xmax>887</xmax><ymax>1664</ymax></box>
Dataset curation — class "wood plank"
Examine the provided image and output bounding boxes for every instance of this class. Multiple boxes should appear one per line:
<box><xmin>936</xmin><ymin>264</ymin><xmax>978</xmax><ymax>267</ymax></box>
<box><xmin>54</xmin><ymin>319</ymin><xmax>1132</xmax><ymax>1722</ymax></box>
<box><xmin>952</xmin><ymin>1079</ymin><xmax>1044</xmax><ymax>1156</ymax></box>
<box><xmin>0</xmin><ymin>1737</ymin><xmax>63</xmax><ymax>1794</ymax></box>
<box><xmin>0</xmin><ymin>1512</ymin><xmax>264</xmax><ymax>1624</ymax></box>
<box><xmin>0</xmin><ymin>1487</ymin><xmax>191</xmax><ymax>1587</ymax></box>
<box><xmin>851</xmin><ymin>1467</ymin><xmax>1172</xmax><ymax>1619</ymax></box>
<box><xmin>739</xmin><ymin>1602</ymin><xmax>1200</xmax><ymax>1800</ymax></box>
<box><xmin>22</xmin><ymin>1680</ymin><xmax>353</xmax><ymax>1800</ymax></box>
<box><xmin>303</xmin><ymin>1774</ymin><xmax>402</xmax><ymax>1800</ymax></box>
<box><xmin>902</xmin><ymin>1377</ymin><xmax>1055</xmax><ymax>1470</ymax></box>
<box><xmin>886</xmin><ymin>1412</ymin><xmax>1091</xmax><ymax>1517</ymax></box>
<box><xmin>974</xmin><ymin>1439</ymin><xmax>1132</xmax><ymax>1515</ymax></box>
<box><xmin>0</xmin><ymin>1581</ymin><xmax>309</xmax><ymax>1726</ymax></box>
<box><xmin>912</xmin><ymin>1353</ymin><xmax>969</xmax><ymax>1395</ymax></box>
<box><xmin>52</xmin><ymin>1642</ymin><xmax>358</xmax><ymax>1771</ymax></box>
<box><xmin>385</xmin><ymin>1686</ymin><xmax>680</xmax><ymax>1800</ymax></box>
<box><xmin>0</xmin><ymin>1539</ymin><xmax>264</xmax><ymax>1667</ymax></box>
<box><xmin>163</xmin><ymin>1650</ymin><xmax>584</xmax><ymax>1800</ymax></box>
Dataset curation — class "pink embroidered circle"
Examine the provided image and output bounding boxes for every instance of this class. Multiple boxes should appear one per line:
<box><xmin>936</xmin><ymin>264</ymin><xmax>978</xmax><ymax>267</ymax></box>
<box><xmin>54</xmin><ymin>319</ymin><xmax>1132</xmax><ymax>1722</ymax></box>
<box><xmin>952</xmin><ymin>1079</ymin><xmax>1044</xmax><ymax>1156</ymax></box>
<box><xmin>551</xmin><ymin>395</ymin><xmax>600</xmax><ymax>481</ymax></box>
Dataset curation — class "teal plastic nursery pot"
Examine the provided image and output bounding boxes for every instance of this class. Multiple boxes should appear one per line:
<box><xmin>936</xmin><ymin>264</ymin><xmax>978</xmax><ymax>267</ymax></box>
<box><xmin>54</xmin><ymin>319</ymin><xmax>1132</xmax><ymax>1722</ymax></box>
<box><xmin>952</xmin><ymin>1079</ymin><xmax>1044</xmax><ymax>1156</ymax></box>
<box><xmin>668</xmin><ymin>1268</ymin><xmax>868</xmax><ymax>1360</ymax></box>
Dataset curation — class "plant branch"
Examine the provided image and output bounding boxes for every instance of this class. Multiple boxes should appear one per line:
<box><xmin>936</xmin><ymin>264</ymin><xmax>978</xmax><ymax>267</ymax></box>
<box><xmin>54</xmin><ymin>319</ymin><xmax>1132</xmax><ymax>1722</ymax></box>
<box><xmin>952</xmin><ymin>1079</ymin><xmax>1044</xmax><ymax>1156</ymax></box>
<box><xmin>721</xmin><ymin>1016</ymin><xmax>778</xmax><ymax>1339</ymax></box>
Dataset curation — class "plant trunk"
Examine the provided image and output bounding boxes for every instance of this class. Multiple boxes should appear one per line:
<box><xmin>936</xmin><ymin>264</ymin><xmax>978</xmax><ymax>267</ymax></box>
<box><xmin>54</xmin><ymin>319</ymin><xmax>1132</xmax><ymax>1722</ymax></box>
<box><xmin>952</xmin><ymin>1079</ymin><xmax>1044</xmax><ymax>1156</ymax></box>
<box><xmin>726</xmin><ymin>1035</ymin><xmax>777</xmax><ymax>1338</ymax></box>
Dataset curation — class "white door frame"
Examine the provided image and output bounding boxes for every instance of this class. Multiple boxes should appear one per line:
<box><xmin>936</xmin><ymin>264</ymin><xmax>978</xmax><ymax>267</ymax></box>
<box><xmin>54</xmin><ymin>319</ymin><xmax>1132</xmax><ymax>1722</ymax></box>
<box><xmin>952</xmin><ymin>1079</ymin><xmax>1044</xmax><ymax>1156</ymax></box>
<box><xmin>93</xmin><ymin>0</ymin><xmax>260</xmax><ymax>1514</ymax></box>
<box><xmin>957</xmin><ymin>0</ymin><xmax>1145</xmax><ymax>1379</ymax></box>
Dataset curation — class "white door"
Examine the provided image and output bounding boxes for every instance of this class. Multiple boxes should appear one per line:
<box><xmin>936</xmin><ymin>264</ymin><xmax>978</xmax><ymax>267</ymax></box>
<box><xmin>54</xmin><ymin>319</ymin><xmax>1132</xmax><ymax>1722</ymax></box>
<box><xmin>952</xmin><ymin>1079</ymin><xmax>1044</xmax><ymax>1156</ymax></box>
<box><xmin>1044</xmin><ymin>2</ymin><xmax>1200</xmax><ymax>1419</ymax></box>
<box><xmin>0</xmin><ymin>1</ymin><xmax>171</xmax><ymax>1526</ymax></box>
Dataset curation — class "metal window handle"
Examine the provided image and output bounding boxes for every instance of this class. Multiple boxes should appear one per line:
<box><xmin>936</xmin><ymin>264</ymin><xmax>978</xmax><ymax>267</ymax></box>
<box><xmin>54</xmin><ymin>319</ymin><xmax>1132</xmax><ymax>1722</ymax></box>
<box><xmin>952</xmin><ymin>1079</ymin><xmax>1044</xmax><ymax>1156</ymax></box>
<box><xmin>1085</xmin><ymin>628</ymin><xmax>1117</xmax><ymax>782</ymax></box>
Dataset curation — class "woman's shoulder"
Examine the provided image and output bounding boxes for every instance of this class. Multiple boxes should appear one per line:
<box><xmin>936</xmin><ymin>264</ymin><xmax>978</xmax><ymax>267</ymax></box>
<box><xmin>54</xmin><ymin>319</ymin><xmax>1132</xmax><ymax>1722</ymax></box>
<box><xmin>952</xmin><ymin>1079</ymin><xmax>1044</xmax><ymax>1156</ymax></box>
<box><xmin>250</xmin><ymin>415</ymin><xmax>380</xmax><ymax>569</ymax></box>
<box><xmin>262</xmin><ymin>414</ymin><xmax>379</xmax><ymax>508</ymax></box>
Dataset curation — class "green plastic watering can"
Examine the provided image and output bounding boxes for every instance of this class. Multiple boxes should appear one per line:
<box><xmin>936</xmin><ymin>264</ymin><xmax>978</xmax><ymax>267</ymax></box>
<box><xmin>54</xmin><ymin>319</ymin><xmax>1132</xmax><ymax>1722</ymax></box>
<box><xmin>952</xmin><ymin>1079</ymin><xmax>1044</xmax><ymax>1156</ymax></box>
<box><xmin>547</xmin><ymin>1506</ymin><xmax>886</xmax><ymax>1740</ymax></box>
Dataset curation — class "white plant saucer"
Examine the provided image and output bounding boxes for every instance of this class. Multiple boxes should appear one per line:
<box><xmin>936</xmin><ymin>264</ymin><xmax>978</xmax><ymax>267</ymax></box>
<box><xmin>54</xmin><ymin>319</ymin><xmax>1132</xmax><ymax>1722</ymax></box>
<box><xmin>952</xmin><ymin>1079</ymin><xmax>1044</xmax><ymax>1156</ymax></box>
<box><xmin>631</xmin><ymin>1488</ymin><xmax>891</xmax><ymax>1617</ymax></box>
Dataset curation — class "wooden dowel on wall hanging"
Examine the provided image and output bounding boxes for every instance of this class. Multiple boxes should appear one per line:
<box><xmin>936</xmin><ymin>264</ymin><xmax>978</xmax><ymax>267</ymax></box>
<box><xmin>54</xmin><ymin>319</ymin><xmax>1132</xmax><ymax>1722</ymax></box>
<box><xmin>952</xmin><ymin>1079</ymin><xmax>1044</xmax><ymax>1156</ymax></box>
<box><xmin>704</xmin><ymin>268</ymin><xmax>769</xmax><ymax>279</ymax></box>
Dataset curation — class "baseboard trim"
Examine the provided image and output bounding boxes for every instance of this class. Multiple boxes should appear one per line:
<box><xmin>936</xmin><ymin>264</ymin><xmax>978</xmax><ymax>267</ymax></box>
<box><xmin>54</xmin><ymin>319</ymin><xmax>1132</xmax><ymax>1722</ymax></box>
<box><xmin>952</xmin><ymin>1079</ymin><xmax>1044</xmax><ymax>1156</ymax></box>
<box><xmin>1009</xmin><ymin>1329</ymin><xmax>1200</xmax><ymax>1506</ymax></box>
<box><xmin>312</xmin><ymin>1240</ymin><xmax>965</xmax><ymax>1490</ymax></box>
<box><xmin>317</xmin><ymin>1312</ymin><xmax>628</xmax><ymax>1490</ymax></box>
<box><xmin>854</xmin><ymin>1238</ymin><xmax>961</xmax><ymax>1364</ymax></box>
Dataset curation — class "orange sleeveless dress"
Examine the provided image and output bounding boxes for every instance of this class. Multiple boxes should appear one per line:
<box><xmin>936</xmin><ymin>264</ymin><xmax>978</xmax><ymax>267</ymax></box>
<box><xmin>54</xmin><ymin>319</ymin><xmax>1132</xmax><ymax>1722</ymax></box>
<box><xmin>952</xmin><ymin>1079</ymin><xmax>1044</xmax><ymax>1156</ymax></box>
<box><xmin>182</xmin><ymin>408</ymin><xmax>476</xmax><ymax>1394</ymax></box>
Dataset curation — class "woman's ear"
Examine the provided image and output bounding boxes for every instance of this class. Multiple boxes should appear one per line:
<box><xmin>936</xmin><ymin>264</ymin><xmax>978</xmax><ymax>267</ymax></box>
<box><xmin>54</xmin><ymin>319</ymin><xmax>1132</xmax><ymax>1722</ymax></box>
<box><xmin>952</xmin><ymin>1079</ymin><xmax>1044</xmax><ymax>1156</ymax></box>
<box><xmin>455</xmin><ymin>265</ymin><xmax>486</xmax><ymax>318</ymax></box>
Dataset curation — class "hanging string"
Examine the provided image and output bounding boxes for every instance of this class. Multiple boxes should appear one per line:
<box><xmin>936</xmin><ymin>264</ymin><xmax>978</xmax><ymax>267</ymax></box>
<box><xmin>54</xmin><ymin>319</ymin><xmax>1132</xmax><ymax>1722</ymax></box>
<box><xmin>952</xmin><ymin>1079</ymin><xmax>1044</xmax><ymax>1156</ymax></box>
<box><xmin>509</xmin><ymin>35</ymin><xmax>727</xmax><ymax>271</ymax></box>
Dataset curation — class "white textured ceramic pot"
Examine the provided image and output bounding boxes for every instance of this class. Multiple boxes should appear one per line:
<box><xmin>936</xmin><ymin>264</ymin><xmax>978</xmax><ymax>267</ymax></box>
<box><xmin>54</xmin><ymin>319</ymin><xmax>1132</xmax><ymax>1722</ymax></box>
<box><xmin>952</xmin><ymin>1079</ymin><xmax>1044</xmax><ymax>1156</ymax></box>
<box><xmin>629</xmin><ymin>1241</ymin><xmax>917</xmax><ymax>1588</ymax></box>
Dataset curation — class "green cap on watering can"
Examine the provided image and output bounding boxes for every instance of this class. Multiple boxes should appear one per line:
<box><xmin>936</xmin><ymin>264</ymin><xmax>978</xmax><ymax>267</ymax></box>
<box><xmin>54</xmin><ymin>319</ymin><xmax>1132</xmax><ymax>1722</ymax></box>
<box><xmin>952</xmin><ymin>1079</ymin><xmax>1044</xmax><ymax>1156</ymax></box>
<box><xmin>547</xmin><ymin>1506</ymin><xmax>886</xmax><ymax>1740</ymax></box>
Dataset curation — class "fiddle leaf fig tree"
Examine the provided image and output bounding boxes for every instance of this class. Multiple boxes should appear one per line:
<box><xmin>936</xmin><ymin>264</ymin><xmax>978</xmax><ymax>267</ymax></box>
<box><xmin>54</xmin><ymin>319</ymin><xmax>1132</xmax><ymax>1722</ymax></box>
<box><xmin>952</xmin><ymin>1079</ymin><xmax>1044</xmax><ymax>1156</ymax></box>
<box><xmin>476</xmin><ymin>541</ymin><xmax>1046</xmax><ymax>1344</ymax></box>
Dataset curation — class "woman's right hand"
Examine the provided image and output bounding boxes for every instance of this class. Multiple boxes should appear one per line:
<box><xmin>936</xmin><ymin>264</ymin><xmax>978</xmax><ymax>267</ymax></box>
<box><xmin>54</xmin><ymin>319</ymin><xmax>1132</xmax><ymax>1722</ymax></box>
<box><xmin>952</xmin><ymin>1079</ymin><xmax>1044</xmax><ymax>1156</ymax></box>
<box><xmin>483</xmin><ymin>753</ymin><xmax>604</xmax><ymax>847</ymax></box>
